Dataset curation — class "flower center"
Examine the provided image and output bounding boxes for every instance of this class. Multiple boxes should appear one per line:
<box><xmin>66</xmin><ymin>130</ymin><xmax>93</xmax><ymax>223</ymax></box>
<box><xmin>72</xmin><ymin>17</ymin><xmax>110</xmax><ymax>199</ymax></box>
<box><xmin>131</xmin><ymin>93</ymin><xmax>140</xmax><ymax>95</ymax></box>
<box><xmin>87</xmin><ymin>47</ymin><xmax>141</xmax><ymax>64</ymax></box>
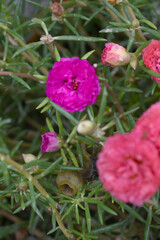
<box><xmin>72</xmin><ymin>78</ymin><xmax>78</xmax><ymax>90</ymax></box>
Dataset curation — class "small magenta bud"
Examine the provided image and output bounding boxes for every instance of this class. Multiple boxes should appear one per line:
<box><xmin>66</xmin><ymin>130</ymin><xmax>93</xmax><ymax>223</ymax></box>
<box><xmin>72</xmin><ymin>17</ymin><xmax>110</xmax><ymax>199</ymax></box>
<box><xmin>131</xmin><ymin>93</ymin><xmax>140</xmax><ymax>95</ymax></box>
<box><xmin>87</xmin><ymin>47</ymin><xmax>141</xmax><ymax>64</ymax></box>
<box><xmin>56</xmin><ymin>171</ymin><xmax>84</xmax><ymax>196</ymax></box>
<box><xmin>101</xmin><ymin>43</ymin><xmax>131</xmax><ymax>67</ymax></box>
<box><xmin>41</xmin><ymin>132</ymin><xmax>59</xmax><ymax>153</ymax></box>
<box><xmin>77</xmin><ymin>120</ymin><xmax>96</xmax><ymax>136</ymax></box>
<box><xmin>22</xmin><ymin>154</ymin><xmax>36</xmax><ymax>163</ymax></box>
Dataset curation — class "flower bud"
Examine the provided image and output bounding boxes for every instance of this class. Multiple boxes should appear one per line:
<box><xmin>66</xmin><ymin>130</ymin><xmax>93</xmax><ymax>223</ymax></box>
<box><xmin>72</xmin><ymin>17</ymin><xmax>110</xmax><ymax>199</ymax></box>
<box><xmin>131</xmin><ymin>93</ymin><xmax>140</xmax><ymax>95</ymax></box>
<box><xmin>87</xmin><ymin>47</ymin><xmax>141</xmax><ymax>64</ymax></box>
<box><xmin>50</xmin><ymin>3</ymin><xmax>64</xmax><ymax>17</ymax></box>
<box><xmin>41</xmin><ymin>132</ymin><xmax>59</xmax><ymax>153</ymax></box>
<box><xmin>22</xmin><ymin>154</ymin><xmax>36</xmax><ymax>163</ymax></box>
<box><xmin>56</xmin><ymin>170</ymin><xmax>84</xmax><ymax>196</ymax></box>
<box><xmin>77</xmin><ymin>120</ymin><xmax>96</xmax><ymax>136</ymax></box>
<box><xmin>101</xmin><ymin>43</ymin><xmax>131</xmax><ymax>67</ymax></box>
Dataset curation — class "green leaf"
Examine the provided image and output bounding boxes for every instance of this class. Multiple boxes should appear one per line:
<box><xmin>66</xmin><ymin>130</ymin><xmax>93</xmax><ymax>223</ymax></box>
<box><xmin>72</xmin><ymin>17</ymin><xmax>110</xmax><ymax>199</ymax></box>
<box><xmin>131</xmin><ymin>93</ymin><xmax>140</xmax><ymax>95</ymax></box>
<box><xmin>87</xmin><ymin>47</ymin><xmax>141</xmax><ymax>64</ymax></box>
<box><xmin>102</xmin><ymin>0</ymin><xmax>130</xmax><ymax>24</ymax></box>
<box><xmin>144</xmin><ymin>206</ymin><xmax>152</xmax><ymax>240</ymax></box>
<box><xmin>56</xmin><ymin>111</ymin><xmax>63</xmax><ymax>137</ymax></box>
<box><xmin>50</xmin><ymin>101</ymin><xmax>78</xmax><ymax>125</ymax></box>
<box><xmin>140</xmin><ymin>19</ymin><xmax>157</xmax><ymax>30</ymax></box>
<box><xmin>54</xmin><ymin>45</ymin><xmax>61</xmax><ymax>62</ymax></box>
<box><xmin>127</xmin><ymin>30</ymin><xmax>135</xmax><ymax>52</ymax></box>
<box><xmin>12</xmin><ymin>41</ymin><xmax>43</xmax><ymax>58</ymax></box>
<box><xmin>99</xmin><ymin>202</ymin><xmax>117</xmax><ymax>216</ymax></box>
<box><xmin>109</xmin><ymin>22</ymin><xmax>129</xmax><ymax>28</ymax></box>
<box><xmin>33</xmin><ymin>74</ymin><xmax>48</xmax><ymax>81</ymax></box>
<box><xmin>1</xmin><ymin>159</ymin><xmax>9</xmax><ymax>185</ymax></box>
<box><xmin>85</xmin><ymin>203</ymin><xmax>91</xmax><ymax>232</ymax></box>
<box><xmin>97</xmin><ymin>86</ymin><xmax>107</xmax><ymax>124</ymax></box>
<box><xmin>66</xmin><ymin>126</ymin><xmax>77</xmax><ymax>143</ymax></box>
<box><xmin>67</xmin><ymin>148</ymin><xmax>79</xmax><ymax>167</ymax></box>
<box><xmin>62</xmin><ymin>204</ymin><xmax>74</xmax><ymax>220</ymax></box>
<box><xmin>40</xmin><ymin>103</ymin><xmax>52</xmax><ymax>113</ymax></box>
<box><xmin>52</xmin><ymin>211</ymin><xmax>56</xmax><ymax>229</ymax></box>
<box><xmin>81</xmin><ymin>50</ymin><xmax>95</xmax><ymax>60</ymax></box>
<box><xmin>26</xmin><ymin>0</ymin><xmax>50</xmax><ymax>10</ymax></box>
<box><xmin>115</xmin><ymin>116</ymin><xmax>125</xmax><ymax>134</ymax></box>
<box><xmin>134</xmin><ymin>40</ymin><xmax>151</xmax><ymax>56</ymax></box>
<box><xmin>100</xmin><ymin>27</ymin><xmax>130</xmax><ymax>33</ymax></box>
<box><xmin>141</xmin><ymin>65</ymin><xmax>160</xmax><ymax>79</ymax></box>
<box><xmin>65</xmin><ymin>13</ymin><xmax>89</xmax><ymax>21</ymax></box>
<box><xmin>97</xmin><ymin>204</ymin><xmax>103</xmax><ymax>225</ymax></box>
<box><xmin>53</xmin><ymin>35</ymin><xmax>107</xmax><ymax>42</ymax></box>
<box><xmin>37</xmin><ymin>156</ymin><xmax>63</xmax><ymax>179</ymax></box>
<box><xmin>76</xmin><ymin>142</ymin><xmax>83</xmax><ymax>167</ymax></box>
<box><xmin>122</xmin><ymin>1</ymin><xmax>145</xmax><ymax>20</ymax></box>
<box><xmin>10</xmin><ymin>140</ymin><xmax>23</xmax><ymax>158</ymax></box>
<box><xmin>63</xmin><ymin>18</ymin><xmax>79</xmax><ymax>36</ymax></box>
<box><xmin>90</xmin><ymin>219</ymin><xmax>127</xmax><ymax>234</ymax></box>
<box><xmin>28</xmin><ymin>180</ymin><xmax>44</xmax><ymax>220</ymax></box>
<box><xmin>75</xmin><ymin>204</ymin><xmax>80</xmax><ymax>224</ymax></box>
<box><xmin>58</xmin><ymin>165</ymin><xmax>83</xmax><ymax>171</ymax></box>
<box><xmin>36</xmin><ymin>97</ymin><xmax>49</xmax><ymax>109</ymax></box>
<box><xmin>11</xmin><ymin>74</ymin><xmax>31</xmax><ymax>90</ymax></box>
<box><xmin>84</xmin><ymin>6</ymin><xmax>105</xmax><ymax>27</ymax></box>
<box><xmin>124</xmin><ymin>204</ymin><xmax>145</xmax><ymax>223</ymax></box>
<box><xmin>141</xmin><ymin>26</ymin><xmax>160</xmax><ymax>39</ymax></box>
<box><xmin>114</xmin><ymin>86</ymin><xmax>143</xmax><ymax>93</ymax></box>
<box><xmin>46</xmin><ymin>117</ymin><xmax>55</xmax><ymax>132</ymax></box>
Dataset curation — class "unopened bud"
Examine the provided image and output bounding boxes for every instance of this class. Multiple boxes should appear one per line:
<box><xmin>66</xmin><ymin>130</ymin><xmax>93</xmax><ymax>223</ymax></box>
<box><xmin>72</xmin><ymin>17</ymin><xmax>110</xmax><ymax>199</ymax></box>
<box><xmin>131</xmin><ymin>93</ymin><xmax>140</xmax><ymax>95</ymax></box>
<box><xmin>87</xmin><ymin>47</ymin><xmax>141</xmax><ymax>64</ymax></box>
<box><xmin>22</xmin><ymin>154</ymin><xmax>37</xmax><ymax>163</ymax></box>
<box><xmin>50</xmin><ymin>3</ymin><xmax>64</xmax><ymax>19</ymax></box>
<box><xmin>41</xmin><ymin>132</ymin><xmax>60</xmax><ymax>153</ymax></box>
<box><xmin>77</xmin><ymin>120</ymin><xmax>96</xmax><ymax>136</ymax></box>
<box><xmin>101</xmin><ymin>43</ymin><xmax>131</xmax><ymax>67</ymax></box>
<box><xmin>130</xmin><ymin>19</ymin><xmax>140</xmax><ymax>29</ymax></box>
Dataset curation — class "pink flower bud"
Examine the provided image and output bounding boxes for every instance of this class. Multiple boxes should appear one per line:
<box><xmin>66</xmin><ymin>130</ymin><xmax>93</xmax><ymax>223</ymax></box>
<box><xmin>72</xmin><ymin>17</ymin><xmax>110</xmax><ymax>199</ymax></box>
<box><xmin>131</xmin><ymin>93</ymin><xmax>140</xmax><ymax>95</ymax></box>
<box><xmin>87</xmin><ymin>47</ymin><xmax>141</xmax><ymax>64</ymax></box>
<box><xmin>101</xmin><ymin>43</ymin><xmax>131</xmax><ymax>67</ymax></box>
<box><xmin>41</xmin><ymin>132</ymin><xmax>59</xmax><ymax>153</ymax></box>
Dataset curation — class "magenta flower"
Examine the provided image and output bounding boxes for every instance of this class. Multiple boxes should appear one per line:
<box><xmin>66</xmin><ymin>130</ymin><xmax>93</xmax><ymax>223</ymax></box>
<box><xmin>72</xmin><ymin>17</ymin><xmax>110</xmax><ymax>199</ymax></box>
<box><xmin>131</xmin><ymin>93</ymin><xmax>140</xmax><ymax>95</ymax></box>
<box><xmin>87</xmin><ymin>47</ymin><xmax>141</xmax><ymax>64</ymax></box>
<box><xmin>133</xmin><ymin>102</ymin><xmax>160</xmax><ymax>153</ymax></box>
<box><xmin>41</xmin><ymin>132</ymin><xmax>59</xmax><ymax>153</ymax></box>
<box><xmin>101</xmin><ymin>43</ymin><xmax>130</xmax><ymax>67</ymax></box>
<box><xmin>46</xmin><ymin>57</ymin><xmax>101</xmax><ymax>113</ymax></box>
<box><xmin>96</xmin><ymin>133</ymin><xmax>160</xmax><ymax>206</ymax></box>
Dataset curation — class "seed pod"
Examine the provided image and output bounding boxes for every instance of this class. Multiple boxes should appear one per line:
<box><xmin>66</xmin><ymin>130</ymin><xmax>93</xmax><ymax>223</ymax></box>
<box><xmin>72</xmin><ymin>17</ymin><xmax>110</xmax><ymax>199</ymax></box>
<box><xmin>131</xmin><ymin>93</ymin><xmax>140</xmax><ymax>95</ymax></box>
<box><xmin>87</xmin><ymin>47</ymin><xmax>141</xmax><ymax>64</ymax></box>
<box><xmin>56</xmin><ymin>170</ymin><xmax>83</xmax><ymax>196</ymax></box>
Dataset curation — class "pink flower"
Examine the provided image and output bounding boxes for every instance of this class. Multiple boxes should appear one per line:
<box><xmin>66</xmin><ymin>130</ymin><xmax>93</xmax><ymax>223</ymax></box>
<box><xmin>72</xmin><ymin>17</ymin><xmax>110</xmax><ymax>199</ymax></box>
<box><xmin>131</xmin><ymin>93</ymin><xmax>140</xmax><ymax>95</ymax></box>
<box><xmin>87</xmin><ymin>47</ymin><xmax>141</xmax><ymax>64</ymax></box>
<box><xmin>142</xmin><ymin>40</ymin><xmax>160</xmax><ymax>82</ymax></box>
<box><xmin>133</xmin><ymin>102</ymin><xmax>160</xmax><ymax>153</ymax></box>
<box><xmin>46</xmin><ymin>57</ymin><xmax>101</xmax><ymax>113</ymax></box>
<box><xmin>41</xmin><ymin>132</ymin><xmax>59</xmax><ymax>153</ymax></box>
<box><xmin>101</xmin><ymin>43</ymin><xmax>130</xmax><ymax>67</ymax></box>
<box><xmin>96</xmin><ymin>133</ymin><xmax>160</xmax><ymax>206</ymax></box>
